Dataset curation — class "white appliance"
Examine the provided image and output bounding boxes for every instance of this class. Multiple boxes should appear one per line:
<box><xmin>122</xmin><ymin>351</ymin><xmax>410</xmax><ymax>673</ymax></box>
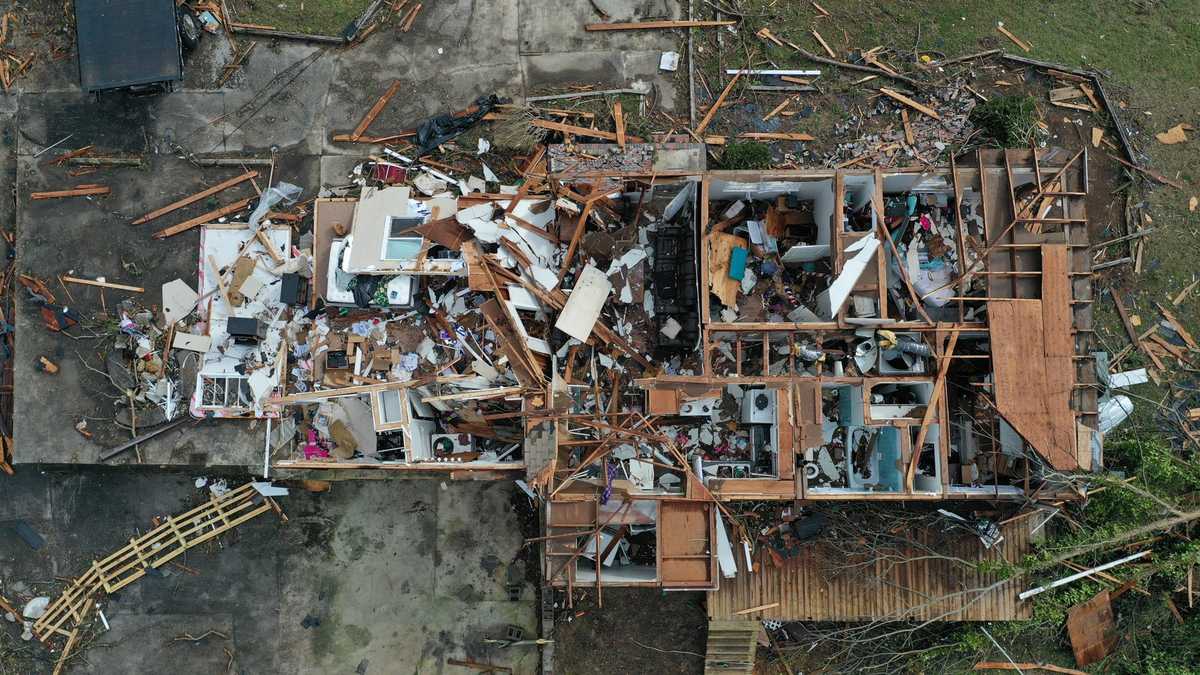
<box><xmin>327</xmin><ymin>238</ymin><xmax>414</xmax><ymax>307</ymax></box>
<box><xmin>740</xmin><ymin>388</ymin><xmax>776</xmax><ymax>424</ymax></box>
<box><xmin>430</xmin><ymin>433</ymin><xmax>472</xmax><ymax>455</ymax></box>
<box><xmin>680</xmin><ymin>397</ymin><xmax>719</xmax><ymax>417</ymax></box>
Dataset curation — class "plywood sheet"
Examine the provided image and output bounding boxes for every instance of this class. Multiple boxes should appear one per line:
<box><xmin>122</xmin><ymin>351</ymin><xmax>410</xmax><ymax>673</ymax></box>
<box><xmin>989</xmin><ymin>299</ymin><xmax>1078</xmax><ymax>469</ymax></box>
<box><xmin>1067</xmin><ymin>590</ymin><xmax>1117</xmax><ymax>667</ymax></box>
<box><xmin>1040</xmin><ymin>244</ymin><xmax>1074</xmax><ymax>358</ymax></box>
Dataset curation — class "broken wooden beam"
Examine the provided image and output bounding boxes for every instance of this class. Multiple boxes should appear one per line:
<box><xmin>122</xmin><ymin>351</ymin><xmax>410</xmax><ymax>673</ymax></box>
<box><xmin>1156</xmin><ymin>302</ymin><xmax>1198</xmax><ymax>351</ymax></box>
<box><xmin>878</xmin><ymin>87</ymin><xmax>940</xmax><ymax>119</ymax></box>
<box><xmin>350</xmin><ymin>79</ymin><xmax>402</xmax><ymax>140</ymax></box>
<box><xmin>30</xmin><ymin>185</ymin><xmax>110</xmax><ymax>200</ymax></box>
<box><xmin>585</xmin><ymin>19</ymin><xmax>735</xmax><ymax>30</ymax></box>
<box><xmin>996</xmin><ymin>24</ymin><xmax>1032</xmax><ymax>52</ymax></box>
<box><xmin>62</xmin><ymin>276</ymin><xmax>144</xmax><ymax>293</ymax></box>
<box><xmin>132</xmin><ymin>171</ymin><xmax>258</xmax><ymax>225</ymax></box>
<box><xmin>737</xmin><ymin>132</ymin><xmax>815</xmax><ymax>141</ymax></box>
<box><xmin>530</xmin><ymin>119</ymin><xmax>619</xmax><ymax>141</ymax></box>
<box><xmin>153</xmin><ymin>197</ymin><xmax>254</xmax><ymax>239</ymax></box>
<box><xmin>330</xmin><ymin>132</ymin><xmax>416</xmax><ymax>144</ymax></box>
<box><xmin>694</xmin><ymin>72</ymin><xmax>740</xmax><ymax>136</ymax></box>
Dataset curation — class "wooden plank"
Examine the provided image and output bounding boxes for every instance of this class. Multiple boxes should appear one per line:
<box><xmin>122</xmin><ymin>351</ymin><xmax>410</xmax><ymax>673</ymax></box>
<box><xmin>61</xmin><ymin>276</ymin><xmax>144</xmax><ymax>293</ymax></box>
<box><xmin>1156</xmin><ymin>302</ymin><xmax>1197</xmax><ymax>351</ymax></box>
<box><xmin>996</xmin><ymin>24</ymin><xmax>1032</xmax><ymax>52</ymax></box>
<box><xmin>153</xmin><ymin>197</ymin><xmax>254</xmax><ymax>239</ymax></box>
<box><xmin>878</xmin><ymin>87</ymin><xmax>940</xmax><ymax>119</ymax></box>
<box><xmin>707</xmin><ymin>519</ymin><xmax>1032</xmax><ymax>622</ymax></box>
<box><xmin>613</xmin><ymin>101</ymin><xmax>626</xmax><ymax>149</ymax></box>
<box><xmin>131</xmin><ymin>171</ymin><xmax>258</xmax><ymax>224</ymax></box>
<box><xmin>30</xmin><ymin>185</ymin><xmax>110</xmax><ymax>200</ymax></box>
<box><xmin>906</xmin><ymin>331</ymin><xmax>958</xmax><ymax>490</ymax></box>
<box><xmin>530</xmin><ymin>118</ymin><xmax>618</xmax><ymax>141</ymax></box>
<box><xmin>736</xmin><ymin>132</ymin><xmax>815</xmax><ymax>141</ymax></box>
<box><xmin>351</xmin><ymin>80</ymin><xmax>401</xmax><ymax>139</ymax></box>
<box><xmin>733</xmin><ymin>601</ymin><xmax>779</xmax><ymax>615</ymax></box>
<box><xmin>988</xmin><ymin>299</ymin><xmax>1078</xmax><ymax>470</ymax></box>
<box><xmin>901</xmin><ymin>108</ymin><xmax>914</xmax><ymax>145</ymax></box>
<box><xmin>811</xmin><ymin>29</ymin><xmax>835</xmax><ymax>58</ymax></box>
<box><xmin>695</xmin><ymin>73</ymin><xmax>741</xmax><ymax>136</ymax></box>
<box><xmin>585</xmin><ymin>19</ymin><xmax>735</xmax><ymax>30</ymax></box>
<box><xmin>1040</xmin><ymin>245</ymin><xmax>1074</xmax><ymax>358</ymax></box>
<box><xmin>1112</xmin><ymin>294</ymin><xmax>1141</xmax><ymax>347</ymax></box>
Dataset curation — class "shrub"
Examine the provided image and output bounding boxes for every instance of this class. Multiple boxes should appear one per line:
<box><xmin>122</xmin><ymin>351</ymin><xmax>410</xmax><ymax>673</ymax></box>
<box><xmin>969</xmin><ymin>95</ymin><xmax>1038</xmax><ymax>147</ymax></box>
<box><xmin>719</xmin><ymin>141</ymin><xmax>772</xmax><ymax>169</ymax></box>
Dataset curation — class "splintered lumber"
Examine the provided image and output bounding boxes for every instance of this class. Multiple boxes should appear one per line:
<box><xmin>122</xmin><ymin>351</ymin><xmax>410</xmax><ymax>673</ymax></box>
<box><xmin>153</xmin><ymin>197</ymin><xmax>254</xmax><ymax>239</ymax></box>
<box><xmin>62</xmin><ymin>276</ymin><xmax>144</xmax><ymax>293</ymax></box>
<box><xmin>330</xmin><ymin>131</ymin><xmax>416</xmax><ymax>144</ymax></box>
<box><xmin>878</xmin><ymin>87</ymin><xmax>940</xmax><ymax>119</ymax></box>
<box><xmin>734</xmin><ymin>601</ymin><xmax>780</xmax><ymax>615</ymax></box>
<box><xmin>1156</xmin><ymin>302</ymin><xmax>1198</xmax><ymax>351</ymax></box>
<box><xmin>974</xmin><ymin>663</ymin><xmax>1085</xmax><ymax>675</ymax></box>
<box><xmin>737</xmin><ymin>132</ymin><xmax>815</xmax><ymax>141</ymax></box>
<box><xmin>907</xmin><ymin>332</ymin><xmax>958</xmax><ymax>489</ymax></box>
<box><xmin>1173</xmin><ymin>278</ymin><xmax>1200</xmax><ymax>306</ymax></box>
<box><xmin>694</xmin><ymin>72</ymin><xmax>740</xmax><ymax>136</ymax></box>
<box><xmin>811</xmin><ymin>29</ymin><xmax>835</xmax><ymax>58</ymax></box>
<box><xmin>132</xmin><ymin>171</ymin><xmax>258</xmax><ymax>224</ymax></box>
<box><xmin>530</xmin><ymin>118</ymin><xmax>619</xmax><ymax>141</ymax></box>
<box><xmin>901</xmin><ymin>109</ymin><xmax>915</xmax><ymax>145</ymax></box>
<box><xmin>585</xmin><ymin>19</ymin><xmax>735</xmax><ymax>30</ymax></box>
<box><xmin>48</xmin><ymin>145</ymin><xmax>94</xmax><ymax>165</ymax></box>
<box><xmin>30</xmin><ymin>185</ymin><xmax>110</xmax><ymax>200</ymax></box>
<box><xmin>351</xmin><ymin>79</ymin><xmax>401</xmax><ymax>140</ymax></box>
<box><xmin>762</xmin><ymin>96</ymin><xmax>796</xmax><ymax>122</ymax></box>
<box><xmin>33</xmin><ymin>483</ymin><xmax>279</xmax><ymax>643</ymax></box>
<box><xmin>996</xmin><ymin>24</ymin><xmax>1032</xmax><ymax>52</ymax></box>
<box><xmin>613</xmin><ymin>101</ymin><xmax>626</xmax><ymax>149</ymax></box>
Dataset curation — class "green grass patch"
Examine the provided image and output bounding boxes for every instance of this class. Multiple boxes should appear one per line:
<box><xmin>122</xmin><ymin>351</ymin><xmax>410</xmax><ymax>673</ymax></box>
<box><xmin>229</xmin><ymin>0</ymin><xmax>366</xmax><ymax>36</ymax></box>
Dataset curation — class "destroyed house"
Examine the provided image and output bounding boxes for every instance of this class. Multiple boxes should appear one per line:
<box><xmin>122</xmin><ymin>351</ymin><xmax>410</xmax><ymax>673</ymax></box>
<box><xmin>535</xmin><ymin>147</ymin><xmax>1097</xmax><ymax>592</ymax></box>
<box><xmin>140</xmin><ymin>142</ymin><xmax>1096</xmax><ymax>599</ymax></box>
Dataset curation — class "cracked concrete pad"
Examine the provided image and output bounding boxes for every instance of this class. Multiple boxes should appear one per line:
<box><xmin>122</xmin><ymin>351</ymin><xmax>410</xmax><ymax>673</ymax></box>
<box><xmin>152</xmin><ymin>92</ymin><xmax>231</xmax><ymax>153</ymax></box>
<box><xmin>518</xmin><ymin>0</ymin><xmax>683</xmax><ymax>54</ymax></box>
<box><xmin>2</xmin><ymin>472</ymin><xmax>537</xmax><ymax>673</ymax></box>
<box><xmin>522</xmin><ymin>51</ymin><xmax>626</xmax><ymax>92</ymax></box>
<box><xmin>219</xmin><ymin>47</ymin><xmax>337</xmax><ymax>155</ymax></box>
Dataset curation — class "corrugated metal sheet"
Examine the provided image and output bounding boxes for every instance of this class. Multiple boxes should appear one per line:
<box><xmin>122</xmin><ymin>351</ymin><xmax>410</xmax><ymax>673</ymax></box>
<box><xmin>708</xmin><ymin>518</ymin><xmax>1033</xmax><ymax>622</ymax></box>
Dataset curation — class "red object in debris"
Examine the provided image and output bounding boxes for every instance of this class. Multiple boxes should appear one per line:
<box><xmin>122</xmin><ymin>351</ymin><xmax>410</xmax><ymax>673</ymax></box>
<box><xmin>372</xmin><ymin>162</ymin><xmax>406</xmax><ymax>184</ymax></box>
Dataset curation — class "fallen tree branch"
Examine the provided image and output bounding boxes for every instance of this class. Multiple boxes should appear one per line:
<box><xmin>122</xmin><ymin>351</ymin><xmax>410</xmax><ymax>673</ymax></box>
<box><xmin>757</xmin><ymin>28</ymin><xmax>923</xmax><ymax>88</ymax></box>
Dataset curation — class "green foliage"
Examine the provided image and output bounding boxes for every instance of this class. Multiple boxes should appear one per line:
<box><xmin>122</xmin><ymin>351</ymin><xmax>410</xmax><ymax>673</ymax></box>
<box><xmin>968</xmin><ymin>95</ymin><xmax>1038</xmax><ymax>147</ymax></box>
<box><xmin>719</xmin><ymin>141</ymin><xmax>772</xmax><ymax>170</ymax></box>
<box><xmin>1030</xmin><ymin>582</ymin><xmax>1104</xmax><ymax>624</ymax></box>
<box><xmin>974</xmin><ymin>558</ymin><xmax>1016</xmax><ymax>578</ymax></box>
<box><xmin>1107</xmin><ymin>437</ymin><xmax>1200</xmax><ymax>494</ymax></box>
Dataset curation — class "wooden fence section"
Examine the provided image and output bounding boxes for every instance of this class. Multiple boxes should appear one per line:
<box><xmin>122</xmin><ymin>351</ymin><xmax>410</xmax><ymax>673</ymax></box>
<box><xmin>707</xmin><ymin>518</ymin><xmax>1033</xmax><ymax>622</ymax></box>
<box><xmin>34</xmin><ymin>483</ymin><xmax>279</xmax><ymax>642</ymax></box>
